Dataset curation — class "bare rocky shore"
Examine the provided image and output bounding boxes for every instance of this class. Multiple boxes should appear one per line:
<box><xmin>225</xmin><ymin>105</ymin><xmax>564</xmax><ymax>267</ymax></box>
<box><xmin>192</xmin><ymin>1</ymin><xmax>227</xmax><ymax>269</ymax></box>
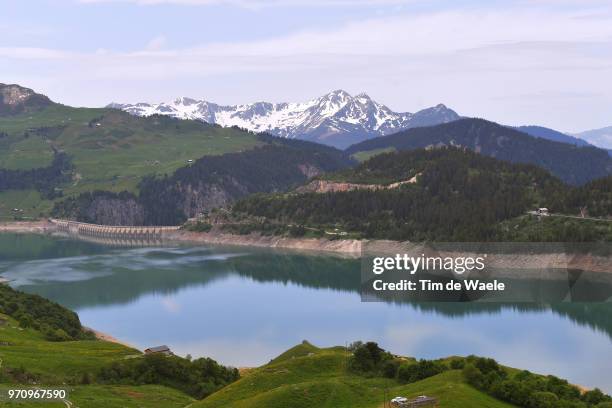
<box><xmin>0</xmin><ymin>220</ymin><xmax>54</xmax><ymax>233</ymax></box>
<box><xmin>167</xmin><ymin>230</ymin><xmax>364</xmax><ymax>255</ymax></box>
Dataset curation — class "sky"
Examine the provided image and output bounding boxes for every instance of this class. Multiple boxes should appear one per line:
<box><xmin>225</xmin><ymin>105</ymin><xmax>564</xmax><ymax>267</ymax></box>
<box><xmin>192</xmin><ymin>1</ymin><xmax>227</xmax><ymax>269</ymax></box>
<box><xmin>2</xmin><ymin>0</ymin><xmax>612</xmax><ymax>133</ymax></box>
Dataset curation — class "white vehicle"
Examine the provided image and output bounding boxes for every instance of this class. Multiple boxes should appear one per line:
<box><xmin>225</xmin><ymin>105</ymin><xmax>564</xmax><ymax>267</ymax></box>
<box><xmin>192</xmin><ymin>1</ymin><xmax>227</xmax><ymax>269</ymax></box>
<box><xmin>391</xmin><ymin>396</ymin><xmax>408</xmax><ymax>405</ymax></box>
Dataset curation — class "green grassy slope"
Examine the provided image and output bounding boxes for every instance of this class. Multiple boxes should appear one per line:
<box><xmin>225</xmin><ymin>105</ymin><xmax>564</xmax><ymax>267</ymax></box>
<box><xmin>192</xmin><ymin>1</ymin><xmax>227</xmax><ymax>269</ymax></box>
<box><xmin>194</xmin><ymin>342</ymin><xmax>515</xmax><ymax>408</ymax></box>
<box><xmin>56</xmin><ymin>111</ymin><xmax>259</xmax><ymax>194</ymax></box>
<box><xmin>1</xmin><ymin>314</ymin><xmax>593</xmax><ymax>408</ymax></box>
<box><xmin>0</xmin><ymin>106</ymin><xmax>260</xmax><ymax>218</ymax></box>
<box><xmin>350</xmin><ymin>146</ymin><xmax>396</xmax><ymax>163</ymax></box>
<box><xmin>0</xmin><ymin>190</ymin><xmax>52</xmax><ymax>220</ymax></box>
<box><xmin>0</xmin><ymin>313</ymin><xmax>137</xmax><ymax>382</ymax></box>
<box><xmin>1</xmin><ymin>385</ymin><xmax>194</xmax><ymax>408</ymax></box>
<box><xmin>0</xmin><ymin>313</ymin><xmax>194</xmax><ymax>407</ymax></box>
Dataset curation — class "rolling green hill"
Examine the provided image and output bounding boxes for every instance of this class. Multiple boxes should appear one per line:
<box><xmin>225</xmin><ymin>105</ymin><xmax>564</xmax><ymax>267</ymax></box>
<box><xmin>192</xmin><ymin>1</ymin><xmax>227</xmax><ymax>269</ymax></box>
<box><xmin>194</xmin><ymin>342</ymin><xmax>516</xmax><ymax>408</ymax></box>
<box><xmin>0</xmin><ymin>297</ymin><xmax>195</xmax><ymax>407</ymax></box>
<box><xmin>0</xmin><ymin>310</ymin><xmax>257</xmax><ymax>408</ymax></box>
<box><xmin>0</xmin><ymin>283</ymin><xmax>241</xmax><ymax>407</ymax></box>
<box><xmin>0</xmin><ymin>106</ymin><xmax>259</xmax><ymax>193</ymax></box>
<box><xmin>0</xmin><ymin>104</ymin><xmax>261</xmax><ymax>219</ymax></box>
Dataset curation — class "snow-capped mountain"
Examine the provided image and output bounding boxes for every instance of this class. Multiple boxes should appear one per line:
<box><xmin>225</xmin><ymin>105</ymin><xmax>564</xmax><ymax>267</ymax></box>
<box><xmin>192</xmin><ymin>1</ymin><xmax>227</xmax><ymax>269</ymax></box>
<box><xmin>109</xmin><ymin>90</ymin><xmax>460</xmax><ymax>148</ymax></box>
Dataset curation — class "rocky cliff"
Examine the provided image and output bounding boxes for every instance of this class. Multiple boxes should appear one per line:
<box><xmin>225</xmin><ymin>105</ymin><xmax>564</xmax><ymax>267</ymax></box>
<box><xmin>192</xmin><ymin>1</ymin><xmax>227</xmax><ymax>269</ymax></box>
<box><xmin>0</xmin><ymin>83</ymin><xmax>53</xmax><ymax>116</ymax></box>
<box><xmin>83</xmin><ymin>195</ymin><xmax>145</xmax><ymax>226</ymax></box>
<box><xmin>52</xmin><ymin>191</ymin><xmax>145</xmax><ymax>226</ymax></box>
<box><xmin>296</xmin><ymin>175</ymin><xmax>418</xmax><ymax>193</ymax></box>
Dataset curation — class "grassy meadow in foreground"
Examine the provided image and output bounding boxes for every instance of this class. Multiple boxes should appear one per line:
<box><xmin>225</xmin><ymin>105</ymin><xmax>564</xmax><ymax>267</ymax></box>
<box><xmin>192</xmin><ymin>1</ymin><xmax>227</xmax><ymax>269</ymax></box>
<box><xmin>0</xmin><ymin>311</ymin><xmax>514</xmax><ymax>408</ymax></box>
<box><xmin>0</xmin><ymin>313</ymin><xmax>194</xmax><ymax>407</ymax></box>
<box><xmin>195</xmin><ymin>342</ymin><xmax>515</xmax><ymax>408</ymax></box>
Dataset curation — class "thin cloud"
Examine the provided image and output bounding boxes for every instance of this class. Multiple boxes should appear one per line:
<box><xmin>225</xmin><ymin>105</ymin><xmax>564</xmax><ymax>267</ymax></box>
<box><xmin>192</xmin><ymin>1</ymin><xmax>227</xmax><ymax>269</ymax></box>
<box><xmin>5</xmin><ymin>8</ymin><xmax>612</xmax><ymax>67</ymax></box>
<box><xmin>76</xmin><ymin>0</ymin><xmax>414</xmax><ymax>7</ymax></box>
<box><xmin>0</xmin><ymin>47</ymin><xmax>69</xmax><ymax>59</ymax></box>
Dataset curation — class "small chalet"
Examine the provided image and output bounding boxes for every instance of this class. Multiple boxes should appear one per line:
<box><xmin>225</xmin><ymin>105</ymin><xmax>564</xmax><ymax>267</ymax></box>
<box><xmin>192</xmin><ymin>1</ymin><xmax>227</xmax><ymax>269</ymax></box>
<box><xmin>144</xmin><ymin>345</ymin><xmax>173</xmax><ymax>356</ymax></box>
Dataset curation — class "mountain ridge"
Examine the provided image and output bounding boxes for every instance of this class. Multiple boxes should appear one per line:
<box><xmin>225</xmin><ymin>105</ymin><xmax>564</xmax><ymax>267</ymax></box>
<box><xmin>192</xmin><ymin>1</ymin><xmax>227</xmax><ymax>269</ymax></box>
<box><xmin>515</xmin><ymin>125</ymin><xmax>592</xmax><ymax>147</ymax></box>
<box><xmin>575</xmin><ymin>125</ymin><xmax>612</xmax><ymax>150</ymax></box>
<box><xmin>109</xmin><ymin>90</ymin><xmax>460</xmax><ymax>148</ymax></box>
<box><xmin>346</xmin><ymin>118</ymin><xmax>612</xmax><ymax>185</ymax></box>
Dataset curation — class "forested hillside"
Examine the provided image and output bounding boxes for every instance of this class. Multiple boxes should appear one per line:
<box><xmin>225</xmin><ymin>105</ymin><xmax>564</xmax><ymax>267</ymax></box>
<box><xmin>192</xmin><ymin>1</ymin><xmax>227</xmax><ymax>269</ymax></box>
<box><xmin>346</xmin><ymin>118</ymin><xmax>612</xmax><ymax>185</ymax></box>
<box><xmin>0</xmin><ymin>283</ymin><xmax>91</xmax><ymax>342</ymax></box>
<box><xmin>564</xmin><ymin>176</ymin><xmax>612</xmax><ymax>217</ymax></box>
<box><xmin>516</xmin><ymin>125</ymin><xmax>591</xmax><ymax>147</ymax></box>
<box><xmin>226</xmin><ymin>148</ymin><xmax>612</xmax><ymax>241</ymax></box>
<box><xmin>53</xmin><ymin>136</ymin><xmax>353</xmax><ymax>225</ymax></box>
<box><xmin>0</xmin><ymin>152</ymin><xmax>72</xmax><ymax>199</ymax></box>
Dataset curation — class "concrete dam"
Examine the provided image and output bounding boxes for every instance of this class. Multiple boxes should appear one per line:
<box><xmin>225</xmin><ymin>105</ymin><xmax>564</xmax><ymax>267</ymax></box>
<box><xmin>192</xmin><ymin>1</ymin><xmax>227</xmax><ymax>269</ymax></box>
<box><xmin>50</xmin><ymin>219</ymin><xmax>180</xmax><ymax>246</ymax></box>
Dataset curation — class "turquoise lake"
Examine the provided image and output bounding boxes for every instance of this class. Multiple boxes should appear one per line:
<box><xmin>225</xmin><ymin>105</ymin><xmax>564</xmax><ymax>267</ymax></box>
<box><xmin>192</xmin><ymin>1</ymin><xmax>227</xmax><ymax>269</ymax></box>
<box><xmin>0</xmin><ymin>233</ymin><xmax>611</xmax><ymax>392</ymax></box>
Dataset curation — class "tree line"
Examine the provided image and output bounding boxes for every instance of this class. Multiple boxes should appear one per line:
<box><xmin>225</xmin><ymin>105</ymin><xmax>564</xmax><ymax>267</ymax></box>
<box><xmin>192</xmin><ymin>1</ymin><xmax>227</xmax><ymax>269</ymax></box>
<box><xmin>0</xmin><ymin>284</ymin><xmax>93</xmax><ymax>341</ymax></box>
<box><xmin>348</xmin><ymin>341</ymin><xmax>612</xmax><ymax>408</ymax></box>
<box><xmin>0</xmin><ymin>152</ymin><xmax>72</xmax><ymax>199</ymax></box>
<box><xmin>462</xmin><ymin>356</ymin><xmax>612</xmax><ymax>407</ymax></box>
<box><xmin>97</xmin><ymin>353</ymin><xmax>239</xmax><ymax>399</ymax></box>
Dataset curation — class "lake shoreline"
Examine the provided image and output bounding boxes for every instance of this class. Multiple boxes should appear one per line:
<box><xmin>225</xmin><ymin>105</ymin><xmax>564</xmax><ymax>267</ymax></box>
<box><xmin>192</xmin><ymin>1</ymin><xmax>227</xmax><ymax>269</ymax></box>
<box><xmin>0</xmin><ymin>220</ymin><xmax>367</xmax><ymax>255</ymax></box>
<box><xmin>3</xmin><ymin>222</ymin><xmax>612</xmax><ymax>277</ymax></box>
<box><xmin>85</xmin><ymin>326</ymin><xmax>137</xmax><ymax>349</ymax></box>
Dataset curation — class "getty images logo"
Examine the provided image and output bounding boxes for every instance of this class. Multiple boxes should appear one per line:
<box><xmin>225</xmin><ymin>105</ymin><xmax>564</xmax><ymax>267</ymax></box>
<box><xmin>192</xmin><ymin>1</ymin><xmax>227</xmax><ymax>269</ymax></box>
<box><xmin>372</xmin><ymin>254</ymin><xmax>487</xmax><ymax>275</ymax></box>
